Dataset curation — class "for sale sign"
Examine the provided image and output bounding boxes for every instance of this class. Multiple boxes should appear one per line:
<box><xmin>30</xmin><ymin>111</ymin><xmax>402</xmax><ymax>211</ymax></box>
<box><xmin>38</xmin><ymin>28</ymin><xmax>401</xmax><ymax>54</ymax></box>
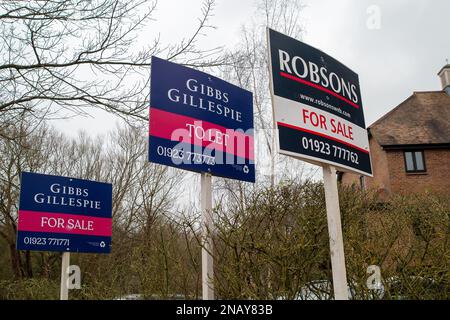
<box><xmin>149</xmin><ymin>56</ymin><xmax>255</xmax><ymax>182</ymax></box>
<box><xmin>268</xmin><ymin>28</ymin><xmax>372</xmax><ymax>176</ymax></box>
<box><xmin>16</xmin><ymin>172</ymin><xmax>112</xmax><ymax>253</ymax></box>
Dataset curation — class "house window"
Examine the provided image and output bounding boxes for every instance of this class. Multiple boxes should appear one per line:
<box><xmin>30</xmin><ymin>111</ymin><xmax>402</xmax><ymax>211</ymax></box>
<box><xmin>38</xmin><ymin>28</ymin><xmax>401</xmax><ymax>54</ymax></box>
<box><xmin>404</xmin><ymin>151</ymin><xmax>426</xmax><ymax>173</ymax></box>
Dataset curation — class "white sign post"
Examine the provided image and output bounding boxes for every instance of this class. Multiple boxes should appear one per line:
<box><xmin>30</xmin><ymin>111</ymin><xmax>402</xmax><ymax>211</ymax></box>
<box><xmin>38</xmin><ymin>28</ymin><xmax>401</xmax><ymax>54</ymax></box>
<box><xmin>201</xmin><ymin>173</ymin><xmax>214</xmax><ymax>300</ymax></box>
<box><xmin>60</xmin><ymin>252</ymin><xmax>70</xmax><ymax>300</ymax></box>
<box><xmin>322</xmin><ymin>165</ymin><xmax>349</xmax><ymax>300</ymax></box>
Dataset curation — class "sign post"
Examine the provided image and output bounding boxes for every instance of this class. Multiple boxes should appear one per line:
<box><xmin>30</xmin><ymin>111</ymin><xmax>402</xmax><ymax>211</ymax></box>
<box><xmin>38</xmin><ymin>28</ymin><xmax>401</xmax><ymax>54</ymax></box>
<box><xmin>149</xmin><ymin>56</ymin><xmax>255</xmax><ymax>300</ymax></box>
<box><xmin>201</xmin><ymin>173</ymin><xmax>214</xmax><ymax>300</ymax></box>
<box><xmin>16</xmin><ymin>172</ymin><xmax>113</xmax><ymax>300</ymax></box>
<box><xmin>322</xmin><ymin>165</ymin><xmax>348</xmax><ymax>300</ymax></box>
<box><xmin>267</xmin><ymin>28</ymin><xmax>373</xmax><ymax>300</ymax></box>
<box><xmin>60</xmin><ymin>252</ymin><xmax>70</xmax><ymax>300</ymax></box>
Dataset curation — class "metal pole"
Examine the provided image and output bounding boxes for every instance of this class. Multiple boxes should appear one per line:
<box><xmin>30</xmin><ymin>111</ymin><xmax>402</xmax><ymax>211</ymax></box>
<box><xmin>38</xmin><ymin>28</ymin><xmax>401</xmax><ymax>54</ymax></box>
<box><xmin>60</xmin><ymin>252</ymin><xmax>70</xmax><ymax>300</ymax></box>
<box><xmin>201</xmin><ymin>173</ymin><xmax>214</xmax><ymax>300</ymax></box>
<box><xmin>322</xmin><ymin>165</ymin><xmax>349</xmax><ymax>300</ymax></box>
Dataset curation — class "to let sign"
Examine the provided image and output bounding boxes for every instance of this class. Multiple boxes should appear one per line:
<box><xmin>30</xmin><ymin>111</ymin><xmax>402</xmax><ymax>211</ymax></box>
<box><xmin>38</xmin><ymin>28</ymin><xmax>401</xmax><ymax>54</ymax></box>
<box><xmin>149</xmin><ymin>56</ymin><xmax>255</xmax><ymax>182</ymax></box>
<box><xmin>17</xmin><ymin>172</ymin><xmax>112</xmax><ymax>253</ymax></box>
<box><xmin>268</xmin><ymin>28</ymin><xmax>373</xmax><ymax>176</ymax></box>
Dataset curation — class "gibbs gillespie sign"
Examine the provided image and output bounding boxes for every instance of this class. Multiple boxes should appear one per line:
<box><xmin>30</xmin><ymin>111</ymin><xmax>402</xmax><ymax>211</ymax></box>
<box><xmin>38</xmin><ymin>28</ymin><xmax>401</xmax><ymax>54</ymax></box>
<box><xmin>149</xmin><ymin>56</ymin><xmax>255</xmax><ymax>183</ymax></box>
<box><xmin>268</xmin><ymin>29</ymin><xmax>372</xmax><ymax>176</ymax></box>
<box><xmin>17</xmin><ymin>172</ymin><xmax>112</xmax><ymax>253</ymax></box>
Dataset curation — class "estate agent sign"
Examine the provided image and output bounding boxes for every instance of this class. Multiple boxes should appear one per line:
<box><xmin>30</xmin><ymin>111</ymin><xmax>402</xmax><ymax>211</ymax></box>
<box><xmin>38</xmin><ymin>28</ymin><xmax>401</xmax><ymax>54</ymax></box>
<box><xmin>268</xmin><ymin>28</ymin><xmax>372</xmax><ymax>176</ymax></box>
<box><xmin>149</xmin><ymin>56</ymin><xmax>255</xmax><ymax>182</ymax></box>
<box><xmin>17</xmin><ymin>172</ymin><xmax>112</xmax><ymax>253</ymax></box>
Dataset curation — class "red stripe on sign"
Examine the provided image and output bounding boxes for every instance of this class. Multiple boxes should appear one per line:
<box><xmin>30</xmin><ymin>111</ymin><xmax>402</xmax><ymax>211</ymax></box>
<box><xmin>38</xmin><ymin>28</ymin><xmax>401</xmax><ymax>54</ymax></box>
<box><xmin>279</xmin><ymin>72</ymin><xmax>360</xmax><ymax>110</ymax></box>
<box><xmin>277</xmin><ymin>121</ymin><xmax>369</xmax><ymax>154</ymax></box>
<box><xmin>149</xmin><ymin>107</ymin><xmax>255</xmax><ymax>160</ymax></box>
<box><xmin>18</xmin><ymin>210</ymin><xmax>112</xmax><ymax>237</ymax></box>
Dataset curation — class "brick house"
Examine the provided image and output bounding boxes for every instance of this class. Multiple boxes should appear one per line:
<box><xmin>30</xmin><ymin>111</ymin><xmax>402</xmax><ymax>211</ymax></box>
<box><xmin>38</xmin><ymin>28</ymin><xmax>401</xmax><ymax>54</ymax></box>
<box><xmin>340</xmin><ymin>65</ymin><xmax>450</xmax><ymax>198</ymax></box>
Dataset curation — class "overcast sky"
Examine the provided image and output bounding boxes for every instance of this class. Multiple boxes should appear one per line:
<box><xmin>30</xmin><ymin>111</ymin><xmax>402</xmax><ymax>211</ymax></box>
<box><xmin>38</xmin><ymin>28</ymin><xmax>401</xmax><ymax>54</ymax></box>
<box><xmin>51</xmin><ymin>0</ymin><xmax>450</xmax><ymax>136</ymax></box>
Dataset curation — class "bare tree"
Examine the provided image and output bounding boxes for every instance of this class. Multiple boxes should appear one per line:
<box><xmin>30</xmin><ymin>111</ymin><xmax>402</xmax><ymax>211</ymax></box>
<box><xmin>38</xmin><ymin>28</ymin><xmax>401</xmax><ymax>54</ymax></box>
<box><xmin>0</xmin><ymin>114</ymin><xmax>65</xmax><ymax>278</ymax></box>
<box><xmin>0</xmin><ymin>115</ymin><xmax>185</xmax><ymax>280</ymax></box>
<box><xmin>0</xmin><ymin>0</ymin><xmax>223</xmax><ymax>140</ymax></box>
<box><xmin>216</xmin><ymin>0</ymin><xmax>312</xmax><ymax>207</ymax></box>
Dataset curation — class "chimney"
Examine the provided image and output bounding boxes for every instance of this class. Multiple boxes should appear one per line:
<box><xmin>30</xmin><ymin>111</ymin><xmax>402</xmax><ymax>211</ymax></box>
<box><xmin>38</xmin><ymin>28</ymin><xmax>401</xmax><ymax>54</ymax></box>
<box><xmin>438</xmin><ymin>64</ymin><xmax>450</xmax><ymax>95</ymax></box>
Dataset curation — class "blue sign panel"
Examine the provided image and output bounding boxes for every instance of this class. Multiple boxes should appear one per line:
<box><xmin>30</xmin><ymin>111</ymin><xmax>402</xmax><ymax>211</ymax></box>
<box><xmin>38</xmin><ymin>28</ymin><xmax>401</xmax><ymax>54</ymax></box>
<box><xmin>17</xmin><ymin>172</ymin><xmax>112</xmax><ymax>253</ymax></box>
<box><xmin>149</xmin><ymin>56</ymin><xmax>255</xmax><ymax>182</ymax></box>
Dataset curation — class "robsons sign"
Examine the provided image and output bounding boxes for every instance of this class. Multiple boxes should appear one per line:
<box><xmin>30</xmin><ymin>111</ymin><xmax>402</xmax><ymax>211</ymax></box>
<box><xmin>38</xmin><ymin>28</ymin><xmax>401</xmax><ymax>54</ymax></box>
<box><xmin>268</xmin><ymin>28</ymin><xmax>372</xmax><ymax>176</ymax></box>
